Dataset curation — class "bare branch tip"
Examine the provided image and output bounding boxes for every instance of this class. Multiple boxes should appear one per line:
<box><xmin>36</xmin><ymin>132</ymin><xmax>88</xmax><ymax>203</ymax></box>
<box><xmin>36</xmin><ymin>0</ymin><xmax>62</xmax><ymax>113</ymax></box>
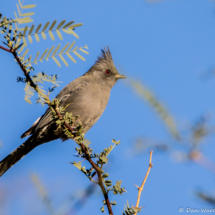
<box><xmin>134</xmin><ymin>183</ymin><xmax>139</xmax><ymax>189</ymax></box>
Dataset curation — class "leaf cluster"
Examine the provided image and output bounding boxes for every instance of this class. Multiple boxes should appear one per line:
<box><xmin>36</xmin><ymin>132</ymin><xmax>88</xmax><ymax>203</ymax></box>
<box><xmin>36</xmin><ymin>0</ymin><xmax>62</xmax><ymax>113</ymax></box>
<box><xmin>24</xmin><ymin>42</ymin><xmax>89</xmax><ymax>68</ymax></box>
<box><xmin>122</xmin><ymin>200</ymin><xmax>142</xmax><ymax>215</ymax></box>
<box><xmin>100</xmin><ymin>180</ymin><xmax>126</xmax><ymax>213</ymax></box>
<box><xmin>0</xmin><ymin>19</ymin><xmax>19</xmax><ymax>49</ymax></box>
<box><xmin>14</xmin><ymin>0</ymin><xmax>35</xmax><ymax>26</ymax></box>
<box><xmin>100</xmin><ymin>200</ymin><xmax>117</xmax><ymax>213</ymax></box>
<box><xmin>129</xmin><ymin>79</ymin><xmax>180</xmax><ymax>140</ymax></box>
<box><xmin>23</xmin><ymin>72</ymin><xmax>61</xmax><ymax>104</ymax></box>
<box><xmin>0</xmin><ymin>14</ymin><xmax>17</xmax><ymax>28</ymax></box>
<box><xmin>1</xmin><ymin>0</ymin><xmax>88</xmax><ymax>106</ymax></box>
<box><xmin>17</xmin><ymin>20</ymin><xmax>83</xmax><ymax>44</ymax></box>
<box><xmin>71</xmin><ymin>138</ymin><xmax>127</xmax><ymax>213</ymax></box>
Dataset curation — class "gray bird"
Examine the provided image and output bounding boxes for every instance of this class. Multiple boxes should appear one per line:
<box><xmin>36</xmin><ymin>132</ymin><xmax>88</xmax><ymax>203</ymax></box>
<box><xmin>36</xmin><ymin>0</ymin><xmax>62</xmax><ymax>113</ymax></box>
<box><xmin>0</xmin><ymin>47</ymin><xmax>126</xmax><ymax>177</ymax></box>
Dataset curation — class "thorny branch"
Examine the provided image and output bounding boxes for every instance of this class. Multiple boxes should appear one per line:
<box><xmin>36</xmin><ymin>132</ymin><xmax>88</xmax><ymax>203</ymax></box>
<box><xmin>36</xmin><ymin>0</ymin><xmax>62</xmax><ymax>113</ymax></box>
<box><xmin>0</xmin><ymin>44</ymin><xmax>114</xmax><ymax>215</ymax></box>
<box><xmin>134</xmin><ymin>150</ymin><xmax>153</xmax><ymax>215</ymax></box>
<box><xmin>80</xmin><ymin>143</ymin><xmax>113</xmax><ymax>215</ymax></box>
<box><xmin>0</xmin><ymin>45</ymin><xmax>36</xmax><ymax>88</ymax></box>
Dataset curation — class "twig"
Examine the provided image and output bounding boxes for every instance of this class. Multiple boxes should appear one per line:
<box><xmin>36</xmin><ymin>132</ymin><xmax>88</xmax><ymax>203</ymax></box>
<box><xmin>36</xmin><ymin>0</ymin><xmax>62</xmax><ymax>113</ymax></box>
<box><xmin>0</xmin><ymin>45</ymin><xmax>36</xmax><ymax>88</ymax></box>
<box><xmin>134</xmin><ymin>150</ymin><xmax>153</xmax><ymax>214</ymax></box>
<box><xmin>0</xmin><ymin>45</ymin><xmax>11</xmax><ymax>53</ymax></box>
<box><xmin>80</xmin><ymin>143</ymin><xmax>113</xmax><ymax>215</ymax></box>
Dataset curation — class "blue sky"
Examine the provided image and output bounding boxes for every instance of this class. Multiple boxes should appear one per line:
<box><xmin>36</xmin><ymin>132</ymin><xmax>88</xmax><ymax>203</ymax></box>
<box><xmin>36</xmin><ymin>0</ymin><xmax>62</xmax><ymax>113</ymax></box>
<box><xmin>1</xmin><ymin>0</ymin><xmax>215</xmax><ymax>214</ymax></box>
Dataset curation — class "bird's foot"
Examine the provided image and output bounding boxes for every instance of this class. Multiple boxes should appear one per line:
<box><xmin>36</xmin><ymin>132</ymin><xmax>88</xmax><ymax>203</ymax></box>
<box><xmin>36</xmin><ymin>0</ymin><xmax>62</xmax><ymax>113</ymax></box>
<box><xmin>70</xmin><ymin>126</ymin><xmax>78</xmax><ymax>134</ymax></box>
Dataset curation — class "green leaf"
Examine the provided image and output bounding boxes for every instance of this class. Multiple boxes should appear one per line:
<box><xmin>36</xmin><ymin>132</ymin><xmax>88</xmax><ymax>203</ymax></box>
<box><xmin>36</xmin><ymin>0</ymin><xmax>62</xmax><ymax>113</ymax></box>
<box><xmin>33</xmin><ymin>51</ymin><xmax>40</xmax><ymax>63</ymax></box>
<box><xmin>111</xmin><ymin>201</ymin><xmax>117</xmax><ymax>205</ymax></box>
<box><xmin>80</xmin><ymin>48</ymin><xmax>89</xmax><ymax>54</ymax></box>
<box><xmin>115</xmin><ymin>140</ymin><xmax>121</xmax><ymax>145</ymax></box>
<box><xmin>73</xmin><ymin>51</ymin><xmax>85</xmax><ymax>61</ymax></box>
<box><xmin>40</xmin><ymin>48</ymin><xmax>49</xmax><ymax>60</ymax></box>
<box><xmin>29</xmin><ymin>24</ymin><xmax>34</xmax><ymax>35</ymax></box>
<box><xmin>49</xmin><ymin>31</ymin><xmax>55</xmax><ymax>41</ymax></box>
<box><xmin>23</xmin><ymin>58</ymin><xmax>29</xmax><ymax>65</ymax></box>
<box><xmin>27</xmin><ymin>35</ymin><xmax>32</xmax><ymax>43</ymax></box>
<box><xmin>26</xmin><ymin>55</ymin><xmax>32</xmax><ymax>67</ymax></box>
<box><xmin>23</xmin><ymin>37</ymin><xmax>27</xmax><ymax>47</ymax></box>
<box><xmin>53</xmin><ymin>44</ymin><xmax>61</xmax><ymax>55</ymax></box>
<box><xmin>15</xmin><ymin>37</ymin><xmax>21</xmax><ymax>48</ymax></box>
<box><xmin>46</xmin><ymin>45</ymin><xmax>55</xmax><ymax>58</ymax></box>
<box><xmin>35</xmin><ymin>33</ymin><xmax>39</xmax><ymax>42</ymax></box>
<box><xmin>59</xmin><ymin>55</ymin><xmax>68</xmax><ymax>67</ymax></box>
<box><xmin>18</xmin><ymin>0</ymin><xmax>36</xmax><ymax>9</ymax></box>
<box><xmin>72</xmin><ymin>161</ymin><xmax>81</xmax><ymax>170</ymax></box>
<box><xmin>68</xmin><ymin>23</ymin><xmax>83</xmax><ymax>29</ymax></box>
<box><xmin>17</xmin><ymin>17</ymin><xmax>33</xmax><ymax>24</ymax></box>
<box><xmin>52</xmin><ymin>56</ymin><xmax>61</xmax><ymax>67</ymax></box>
<box><xmin>56</xmin><ymin>29</ymin><xmax>63</xmax><ymax>40</ymax></box>
<box><xmin>28</xmin><ymin>54</ymin><xmax>32</xmax><ymax>62</ymax></box>
<box><xmin>22</xmin><ymin>48</ymin><xmax>29</xmax><ymax>58</ymax></box>
<box><xmin>113</xmin><ymin>180</ymin><xmax>122</xmax><ymax>193</ymax></box>
<box><xmin>20</xmin><ymin>12</ymin><xmax>35</xmax><ymax>17</ymax></box>
<box><xmin>60</xmin><ymin>42</ymin><xmax>69</xmax><ymax>54</ymax></box>
<box><xmin>100</xmin><ymin>206</ymin><xmax>105</xmax><ymax>213</ymax></box>
<box><xmin>62</xmin><ymin>28</ymin><xmax>79</xmax><ymax>39</ymax></box>
<box><xmin>18</xmin><ymin>0</ymin><xmax>22</xmax><ymax>7</ymax></box>
<box><xmin>66</xmin><ymin>53</ymin><xmax>76</xmax><ymax>63</ymax></box>
<box><xmin>17</xmin><ymin>3</ymin><xmax>35</xmax><ymax>17</ymax></box>
<box><xmin>102</xmin><ymin>173</ymin><xmax>109</xmax><ymax>178</ymax></box>
<box><xmin>67</xmin><ymin>41</ymin><xmax>75</xmax><ymax>52</ymax></box>
<box><xmin>41</xmin><ymin>32</ymin><xmax>46</xmax><ymax>40</ymax></box>
<box><xmin>25</xmin><ymin>98</ymin><xmax>32</xmax><ymax>104</ymax></box>
<box><xmin>18</xmin><ymin>43</ymin><xmax>25</xmax><ymax>54</ymax></box>
<box><xmin>16</xmin><ymin>4</ymin><xmax>21</xmax><ymax>16</ymax></box>
<box><xmin>63</xmin><ymin>21</ymin><xmax>74</xmax><ymax>29</ymax></box>
<box><xmin>49</xmin><ymin>20</ymin><xmax>56</xmax><ymax>31</ymax></box>
<box><xmin>23</xmin><ymin>26</ymin><xmax>28</xmax><ymax>36</ymax></box>
<box><xmin>22</xmin><ymin>4</ymin><xmax>36</xmax><ymax>9</ymax></box>
<box><xmin>72</xmin><ymin>46</ymin><xmax>78</xmax><ymax>52</ymax></box>
<box><xmin>35</xmin><ymin>24</ymin><xmax>42</xmax><ymax>33</ymax></box>
<box><xmin>14</xmin><ymin>11</ymin><xmax>18</xmax><ymax>20</ymax></box>
<box><xmin>57</xmin><ymin>20</ymin><xmax>66</xmax><ymax>29</ymax></box>
<box><xmin>42</xmin><ymin>21</ymin><xmax>50</xmax><ymax>32</ymax></box>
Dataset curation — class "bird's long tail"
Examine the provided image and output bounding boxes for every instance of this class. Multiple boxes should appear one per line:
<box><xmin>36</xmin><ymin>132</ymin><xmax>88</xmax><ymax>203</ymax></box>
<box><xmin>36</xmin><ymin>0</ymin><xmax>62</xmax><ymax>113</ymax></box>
<box><xmin>0</xmin><ymin>135</ymin><xmax>39</xmax><ymax>177</ymax></box>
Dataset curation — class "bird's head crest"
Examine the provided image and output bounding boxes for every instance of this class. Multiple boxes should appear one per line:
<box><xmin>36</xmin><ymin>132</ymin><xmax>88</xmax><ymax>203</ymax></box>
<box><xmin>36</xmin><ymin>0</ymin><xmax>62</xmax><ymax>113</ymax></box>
<box><xmin>96</xmin><ymin>46</ymin><xmax>113</xmax><ymax>64</ymax></box>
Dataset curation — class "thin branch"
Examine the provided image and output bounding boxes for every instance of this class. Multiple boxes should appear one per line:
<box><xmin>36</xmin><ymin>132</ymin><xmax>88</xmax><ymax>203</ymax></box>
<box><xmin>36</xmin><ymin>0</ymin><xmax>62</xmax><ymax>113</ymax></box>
<box><xmin>0</xmin><ymin>45</ymin><xmax>36</xmax><ymax>88</ymax></box>
<box><xmin>134</xmin><ymin>150</ymin><xmax>153</xmax><ymax>214</ymax></box>
<box><xmin>80</xmin><ymin>143</ymin><xmax>113</xmax><ymax>214</ymax></box>
<box><xmin>55</xmin><ymin>118</ymin><xmax>113</xmax><ymax>214</ymax></box>
<box><xmin>0</xmin><ymin>45</ymin><xmax>11</xmax><ymax>53</ymax></box>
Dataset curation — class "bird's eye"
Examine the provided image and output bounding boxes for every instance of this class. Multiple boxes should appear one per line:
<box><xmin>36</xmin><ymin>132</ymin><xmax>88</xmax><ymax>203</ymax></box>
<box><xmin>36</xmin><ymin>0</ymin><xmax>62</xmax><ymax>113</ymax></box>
<box><xmin>105</xmin><ymin>70</ymin><xmax>110</xmax><ymax>75</ymax></box>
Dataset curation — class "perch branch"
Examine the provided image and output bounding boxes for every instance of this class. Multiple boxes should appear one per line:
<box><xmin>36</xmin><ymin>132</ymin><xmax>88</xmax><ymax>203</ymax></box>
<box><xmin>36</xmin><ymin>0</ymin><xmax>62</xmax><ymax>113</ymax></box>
<box><xmin>134</xmin><ymin>150</ymin><xmax>153</xmax><ymax>215</ymax></box>
<box><xmin>0</xmin><ymin>45</ymin><xmax>36</xmax><ymax>88</ymax></box>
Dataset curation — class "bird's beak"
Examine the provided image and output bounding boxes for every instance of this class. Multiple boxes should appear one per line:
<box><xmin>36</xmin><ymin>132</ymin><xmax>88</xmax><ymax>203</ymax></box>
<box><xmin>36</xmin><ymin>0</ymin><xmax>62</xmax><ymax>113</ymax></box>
<box><xmin>115</xmin><ymin>74</ymin><xmax>127</xmax><ymax>79</ymax></box>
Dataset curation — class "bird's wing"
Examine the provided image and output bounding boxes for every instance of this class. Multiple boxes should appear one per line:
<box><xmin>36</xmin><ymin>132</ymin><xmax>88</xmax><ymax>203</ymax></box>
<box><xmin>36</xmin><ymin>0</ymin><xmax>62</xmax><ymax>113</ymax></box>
<box><xmin>33</xmin><ymin>76</ymin><xmax>89</xmax><ymax>134</ymax></box>
<box><xmin>21</xmin><ymin>116</ymin><xmax>41</xmax><ymax>138</ymax></box>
